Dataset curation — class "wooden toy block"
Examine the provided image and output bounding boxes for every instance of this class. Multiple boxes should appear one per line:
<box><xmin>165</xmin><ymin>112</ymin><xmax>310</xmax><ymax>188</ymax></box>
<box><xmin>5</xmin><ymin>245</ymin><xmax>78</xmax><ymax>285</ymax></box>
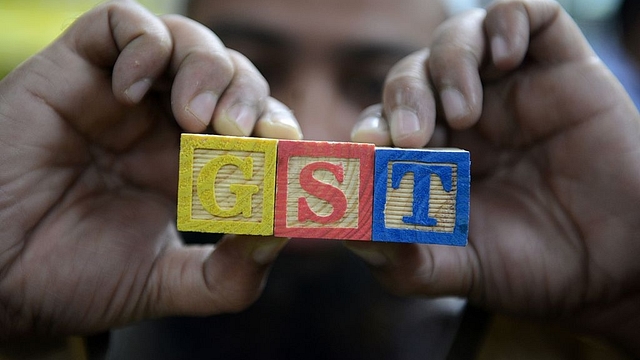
<box><xmin>177</xmin><ymin>134</ymin><xmax>277</xmax><ymax>235</ymax></box>
<box><xmin>372</xmin><ymin>148</ymin><xmax>470</xmax><ymax>245</ymax></box>
<box><xmin>274</xmin><ymin>140</ymin><xmax>374</xmax><ymax>240</ymax></box>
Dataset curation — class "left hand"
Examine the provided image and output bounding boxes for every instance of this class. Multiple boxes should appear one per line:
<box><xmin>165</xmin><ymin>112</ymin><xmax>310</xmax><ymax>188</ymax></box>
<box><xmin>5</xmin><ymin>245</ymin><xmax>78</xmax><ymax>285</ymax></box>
<box><xmin>0</xmin><ymin>0</ymin><xmax>299</xmax><ymax>337</ymax></box>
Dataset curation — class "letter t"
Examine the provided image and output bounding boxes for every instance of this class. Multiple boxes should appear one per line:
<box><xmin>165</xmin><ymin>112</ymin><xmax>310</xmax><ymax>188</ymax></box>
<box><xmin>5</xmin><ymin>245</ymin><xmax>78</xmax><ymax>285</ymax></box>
<box><xmin>391</xmin><ymin>163</ymin><xmax>453</xmax><ymax>227</ymax></box>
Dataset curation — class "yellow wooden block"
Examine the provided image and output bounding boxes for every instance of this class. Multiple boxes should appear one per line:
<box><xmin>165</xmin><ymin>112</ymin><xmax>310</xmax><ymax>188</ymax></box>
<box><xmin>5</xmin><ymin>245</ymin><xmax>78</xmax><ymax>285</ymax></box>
<box><xmin>177</xmin><ymin>134</ymin><xmax>277</xmax><ymax>235</ymax></box>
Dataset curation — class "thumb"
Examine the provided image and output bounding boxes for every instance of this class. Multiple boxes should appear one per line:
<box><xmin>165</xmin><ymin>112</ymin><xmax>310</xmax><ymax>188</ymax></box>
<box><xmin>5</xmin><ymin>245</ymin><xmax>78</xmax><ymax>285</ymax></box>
<box><xmin>344</xmin><ymin>241</ymin><xmax>477</xmax><ymax>299</ymax></box>
<box><xmin>145</xmin><ymin>235</ymin><xmax>288</xmax><ymax>317</ymax></box>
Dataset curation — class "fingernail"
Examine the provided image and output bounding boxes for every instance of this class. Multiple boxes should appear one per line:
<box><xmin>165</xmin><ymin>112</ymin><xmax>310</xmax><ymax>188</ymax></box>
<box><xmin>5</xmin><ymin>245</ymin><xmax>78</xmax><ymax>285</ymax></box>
<box><xmin>227</xmin><ymin>103</ymin><xmax>257</xmax><ymax>136</ymax></box>
<box><xmin>271</xmin><ymin>112</ymin><xmax>303</xmax><ymax>139</ymax></box>
<box><xmin>187</xmin><ymin>92</ymin><xmax>217</xmax><ymax>127</ymax></box>
<box><xmin>345</xmin><ymin>244</ymin><xmax>388</xmax><ymax>267</ymax></box>
<box><xmin>491</xmin><ymin>36</ymin><xmax>509</xmax><ymax>64</ymax></box>
<box><xmin>351</xmin><ymin>116</ymin><xmax>391</xmax><ymax>145</ymax></box>
<box><xmin>440</xmin><ymin>88</ymin><xmax>468</xmax><ymax>121</ymax></box>
<box><xmin>390</xmin><ymin>108</ymin><xmax>421</xmax><ymax>140</ymax></box>
<box><xmin>351</xmin><ymin>116</ymin><xmax>384</xmax><ymax>137</ymax></box>
<box><xmin>125</xmin><ymin>78</ymin><xmax>152</xmax><ymax>103</ymax></box>
<box><xmin>252</xmin><ymin>238</ymin><xmax>288</xmax><ymax>265</ymax></box>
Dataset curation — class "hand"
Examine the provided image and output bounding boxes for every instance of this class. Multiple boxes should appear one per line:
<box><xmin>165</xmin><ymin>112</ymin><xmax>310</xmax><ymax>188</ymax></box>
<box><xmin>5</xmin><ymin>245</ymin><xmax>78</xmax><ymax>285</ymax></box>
<box><xmin>0</xmin><ymin>0</ymin><xmax>301</xmax><ymax>337</ymax></box>
<box><xmin>349</xmin><ymin>0</ymin><xmax>640</xmax><ymax>354</ymax></box>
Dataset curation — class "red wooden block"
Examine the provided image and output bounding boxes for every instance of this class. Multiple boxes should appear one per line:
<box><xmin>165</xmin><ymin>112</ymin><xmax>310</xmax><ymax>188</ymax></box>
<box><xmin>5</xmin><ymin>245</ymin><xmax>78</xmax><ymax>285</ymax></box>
<box><xmin>274</xmin><ymin>140</ymin><xmax>374</xmax><ymax>240</ymax></box>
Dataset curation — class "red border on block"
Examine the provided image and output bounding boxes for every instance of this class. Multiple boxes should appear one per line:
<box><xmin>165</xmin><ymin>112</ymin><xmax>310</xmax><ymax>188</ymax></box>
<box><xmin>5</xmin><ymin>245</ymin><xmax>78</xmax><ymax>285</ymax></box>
<box><xmin>274</xmin><ymin>140</ymin><xmax>374</xmax><ymax>241</ymax></box>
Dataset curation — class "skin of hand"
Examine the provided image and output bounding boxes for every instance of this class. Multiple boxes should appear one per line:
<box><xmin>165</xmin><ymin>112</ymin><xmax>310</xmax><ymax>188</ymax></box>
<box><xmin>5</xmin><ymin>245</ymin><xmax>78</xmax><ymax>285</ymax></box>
<box><xmin>348</xmin><ymin>0</ymin><xmax>640</xmax><ymax>355</ymax></box>
<box><xmin>0</xmin><ymin>0</ymin><xmax>302</xmax><ymax>337</ymax></box>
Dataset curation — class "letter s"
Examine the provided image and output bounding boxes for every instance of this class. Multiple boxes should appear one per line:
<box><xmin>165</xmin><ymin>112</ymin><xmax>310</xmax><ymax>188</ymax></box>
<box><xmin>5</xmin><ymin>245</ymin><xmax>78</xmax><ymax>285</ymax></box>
<box><xmin>297</xmin><ymin>162</ymin><xmax>348</xmax><ymax>224</ymax></box>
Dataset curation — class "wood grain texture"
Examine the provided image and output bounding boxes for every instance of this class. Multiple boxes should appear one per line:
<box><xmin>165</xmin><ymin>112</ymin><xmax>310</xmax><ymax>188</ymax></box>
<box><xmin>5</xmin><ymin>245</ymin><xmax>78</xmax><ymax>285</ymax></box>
<box><xmin>176</xmin><ymin>134</ymin><xmax>469</xmax><ymax>245</ymax></box>
<box><xmin>372</xmin><ymin>148</ymin><xmax>470</xmax><ymax>245</ymax></box>
<box><xmin>177</xmin><ymin>134</ymin><xmax>277</xmax><ymax>235</ymax></box>
<box><xmin>274</xmin><ymin>139</ymin><xmax>374</xmax><ymax>240</ymax></box>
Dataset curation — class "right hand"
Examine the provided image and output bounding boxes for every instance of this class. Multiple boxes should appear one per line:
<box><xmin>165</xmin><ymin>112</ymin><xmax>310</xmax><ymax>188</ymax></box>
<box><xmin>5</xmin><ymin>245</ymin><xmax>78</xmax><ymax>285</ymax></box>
<box><xmin>349</xmin><ymin>0</ymin><xmax>640</xmax><ymax>355</ymax></box>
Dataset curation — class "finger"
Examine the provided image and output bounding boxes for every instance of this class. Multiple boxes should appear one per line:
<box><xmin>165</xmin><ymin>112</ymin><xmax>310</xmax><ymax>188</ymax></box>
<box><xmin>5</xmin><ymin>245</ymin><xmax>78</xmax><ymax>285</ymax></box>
<box><xmin>382</xmin><ymin>49</ymin><xmax>436</xmax><ymax>148</ymax></box>
<box><xmin>41</xmin><ymin>0</ymin><xmax>171</xmax><ymax>125</ymax></box>
<box><xmin>483</xmin><ymin>1</ymin><xmax>529</xmax><ymax>70</ymax></box>
<box><xmin>146</xmin><ymin>235</ymin><xmax>289</xmax><ymax>317</ymax></box>
<box><xmin>344</xmin><ymin>241</ymin><xmax>478</xmax><ymax>299</ymax></box>
<box><xmin>65</xmin><ymin>0</ymin><xmax>172</xmax><ymax>104</ymax></box>
<box><xmin>253</xmin><ymin>97</ymin><xmax>303</xmax><ymax>140</ymax></box>
<box><xmin>160</xmin><ymin>14</ymin><xmax>235</xmax><ymax>133</ymax></box>
<box><xmin>349</xmin><ymin>108</ymin><xmax>448</xmax><ymax>147</ymax></box>
<box><xmin>479</xmin><ymin>0</ymin><xmax>602</xmax><ymax>143</ymax></box>
<box><xmin>350</xmin><ymin>104</ymin><xmax>392</xmax><ymax>146</ymax></box>
<box><xmin>210</xmin><ymin>50</ymin><xmax>271</xmax><ymax>137</ymax></box>
<box><xmin>484</xmin><ymin>0</ymin><xmax>594</xmax><ymax>70</ymax></box>
<box><xmin>428</xmin><ymin>8</ymin><xmax>485</xmax><ymax>130</ymax></box>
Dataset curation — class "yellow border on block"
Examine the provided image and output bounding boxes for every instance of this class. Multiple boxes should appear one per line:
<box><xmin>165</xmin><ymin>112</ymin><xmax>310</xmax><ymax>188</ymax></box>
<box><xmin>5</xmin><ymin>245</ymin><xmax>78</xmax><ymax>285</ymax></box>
<box><xmin>177</xmin><ymin>134</ymin><xmax>277</xmax><ymax>235</ymax></box>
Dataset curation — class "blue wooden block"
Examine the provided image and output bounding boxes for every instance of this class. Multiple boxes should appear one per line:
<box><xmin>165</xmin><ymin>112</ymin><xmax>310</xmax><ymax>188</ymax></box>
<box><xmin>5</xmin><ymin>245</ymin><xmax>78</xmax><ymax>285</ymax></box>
<box><xmin>372</xmin><ymin>148</ymin><xmax>470</xmax><ymax>245</ymax></box>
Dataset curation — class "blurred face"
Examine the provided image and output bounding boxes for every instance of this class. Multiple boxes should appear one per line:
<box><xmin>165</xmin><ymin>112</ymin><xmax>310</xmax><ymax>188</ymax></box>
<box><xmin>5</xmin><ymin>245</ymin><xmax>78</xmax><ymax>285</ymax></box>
<box><xmin>188</xmin><ymin>0</ymin><xmax>447</xmax><ymax>141</ymax></box>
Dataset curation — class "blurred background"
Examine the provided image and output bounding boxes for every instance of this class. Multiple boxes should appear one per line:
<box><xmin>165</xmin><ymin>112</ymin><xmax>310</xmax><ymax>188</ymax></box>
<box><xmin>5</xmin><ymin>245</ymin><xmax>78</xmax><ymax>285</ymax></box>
<box><xmin>0</xmin><ymin>0</ymin><xmax>180</xmax><ymax>78</ymax></box>
<box><xmin>0</xmin><ymin>0</ymin><xmax>640</xmax><ymax>105</ymax></box>
<box><xmin>0</xmin><ymin>0</ymin><xmax>633</xmax><ymax>83</ymax></box>
<box><xmin>0</xmin><ymin>1</ymin><xmax>635</xmax><ymax>359</ymax></box>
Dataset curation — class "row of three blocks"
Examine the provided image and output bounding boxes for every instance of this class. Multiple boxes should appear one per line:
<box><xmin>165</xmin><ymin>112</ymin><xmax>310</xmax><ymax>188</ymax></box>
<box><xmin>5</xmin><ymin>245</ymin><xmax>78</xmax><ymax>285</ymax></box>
<box><xmin>177</xmin><ymin>134</ymin><xmax>470</xmax><ymax>246</ymax></box>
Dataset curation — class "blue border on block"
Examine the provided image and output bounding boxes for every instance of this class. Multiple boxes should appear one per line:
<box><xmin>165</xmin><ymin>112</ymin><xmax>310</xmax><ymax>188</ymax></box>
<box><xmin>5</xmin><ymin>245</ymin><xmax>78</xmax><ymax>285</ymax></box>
<box><xmin>372</xmin><ymin>148</ymin><xmax>470</xmax><ymax>246</ymax></box>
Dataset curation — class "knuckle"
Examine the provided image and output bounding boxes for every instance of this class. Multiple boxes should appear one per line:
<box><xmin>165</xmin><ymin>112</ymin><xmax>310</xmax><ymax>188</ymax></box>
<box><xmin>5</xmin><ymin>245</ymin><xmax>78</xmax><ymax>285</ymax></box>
<box><xmin>210</xmin><ymin>51</ymin><xmax>236</xmax><ymax>78</ymax></box>
<box><xmin>181</xmin><ymin>49</ymin><xmax>235</xmax><ymax>89</ymax></box>
<box><xmin>383</xmin><ymin>75</ymin><xmax>430</xmax><ymax>107</ymax></box>
<box><xmin>387</xmin><ymin>50</ymin><xmax>428</xmax><ymax>79</ymax></box>
<box><xmin>234</xmin><ymin>71</ymin><xmax>269</xmax><ymax>96</ymax></box>
<box><xmin>385</xmin><ymin>72</ymin><xmax>426</xmax><ymax>92</ymax></box>
<box><xmin>195</xmin><ymin>49</ymin><xmax>234</xmax><ymax>74</ymax></box>
<box><xmin>230</xmin><ymin>52</ymin><xmax>270</xmax><ymax>94</ymax></box>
